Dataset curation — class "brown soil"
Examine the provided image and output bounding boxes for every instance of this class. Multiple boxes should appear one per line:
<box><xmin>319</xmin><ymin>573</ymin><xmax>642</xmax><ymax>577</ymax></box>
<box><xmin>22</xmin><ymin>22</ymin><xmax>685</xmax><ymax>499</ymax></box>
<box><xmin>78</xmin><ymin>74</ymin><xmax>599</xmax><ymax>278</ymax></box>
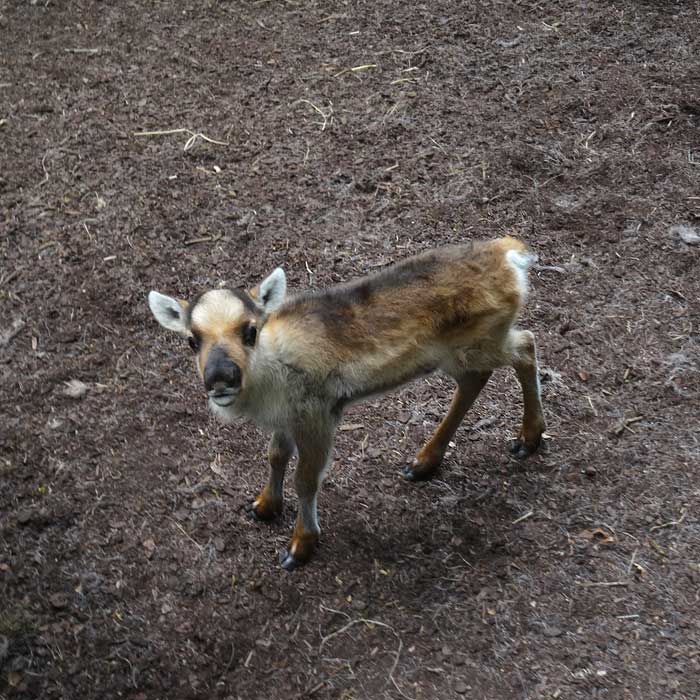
<box><xmin>1</xmin><ymin>1</ymin><xmax>699</xmax><ymax>699</ymax></box>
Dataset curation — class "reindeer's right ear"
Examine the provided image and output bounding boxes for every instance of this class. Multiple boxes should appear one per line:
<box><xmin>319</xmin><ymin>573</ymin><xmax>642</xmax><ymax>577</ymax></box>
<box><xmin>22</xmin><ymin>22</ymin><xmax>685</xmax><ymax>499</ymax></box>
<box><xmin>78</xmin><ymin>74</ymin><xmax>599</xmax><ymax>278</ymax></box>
<box><xmin>148</xmin><ymin>291</ymin><xmax>189</xmax><ymax>334</ymax></box>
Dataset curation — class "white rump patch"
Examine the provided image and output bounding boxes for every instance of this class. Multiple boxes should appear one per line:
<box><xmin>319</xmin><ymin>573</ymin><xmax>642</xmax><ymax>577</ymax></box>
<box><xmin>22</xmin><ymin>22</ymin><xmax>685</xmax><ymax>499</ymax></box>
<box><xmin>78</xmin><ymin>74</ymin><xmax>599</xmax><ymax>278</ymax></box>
<box><xmin>505</xmin><ymin>249</ymin><xmax>536</xmax><ymax>301</ymax></box>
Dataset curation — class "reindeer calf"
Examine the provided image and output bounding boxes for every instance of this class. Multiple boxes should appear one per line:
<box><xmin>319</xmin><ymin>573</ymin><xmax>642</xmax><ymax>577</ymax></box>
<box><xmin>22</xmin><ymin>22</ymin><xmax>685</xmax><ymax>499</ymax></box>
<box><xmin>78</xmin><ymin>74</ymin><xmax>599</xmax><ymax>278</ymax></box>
<box><xmin>148</xmin><ymin>237</ymin><xmax>545</xmax><ymax>570</ymax></box>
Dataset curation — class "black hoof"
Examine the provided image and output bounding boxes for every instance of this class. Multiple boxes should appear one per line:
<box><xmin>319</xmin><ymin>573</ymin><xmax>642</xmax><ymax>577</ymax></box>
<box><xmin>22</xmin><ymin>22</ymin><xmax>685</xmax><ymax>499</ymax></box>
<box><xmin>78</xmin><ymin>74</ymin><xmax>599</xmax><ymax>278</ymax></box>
<box><xmin>402</xmin><ymin>465</ymin><xmax>419</xmax><ymax>481</ymax></box>
<box><xmin>243</xmin><ymin>499</ymin><xmax>263</xmax><ymax>522</ymax></box>
<box><xmin>244</xmin><ymin>498</ymin><xmax>282</xmax><ymax>522</ymax></box>
<box><xmin>403</xmin><ymin>463</ymin><xmax>437</xmax><ymax>482</ymax></box>
<box><xmin>279</xmin><ymin>550</ymin><xmax>304</xmax><ymax>571</ymax></box>
<box><xmin>510</xmin><ymin>439</ymin><xmax>539</xmax><ymax>460</ymax></box>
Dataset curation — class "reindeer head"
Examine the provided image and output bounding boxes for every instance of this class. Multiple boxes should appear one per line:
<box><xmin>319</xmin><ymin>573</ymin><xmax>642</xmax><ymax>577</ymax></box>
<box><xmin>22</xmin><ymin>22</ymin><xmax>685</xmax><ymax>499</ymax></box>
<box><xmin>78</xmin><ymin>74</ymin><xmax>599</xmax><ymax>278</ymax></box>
<box><xmin>148</xmin><ymin>268</ymin><xmax>287</xmax><ymax>416</ymax></box>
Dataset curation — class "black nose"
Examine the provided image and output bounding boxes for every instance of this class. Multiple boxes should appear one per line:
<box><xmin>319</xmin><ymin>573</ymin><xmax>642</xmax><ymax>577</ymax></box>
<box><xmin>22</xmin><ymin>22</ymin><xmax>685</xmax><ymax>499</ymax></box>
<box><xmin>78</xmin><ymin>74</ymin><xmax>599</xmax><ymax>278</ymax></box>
<box><xmin>204</xmin><ymin>346</ymin><xmax>241</xmax><ymax>392</ymax></box>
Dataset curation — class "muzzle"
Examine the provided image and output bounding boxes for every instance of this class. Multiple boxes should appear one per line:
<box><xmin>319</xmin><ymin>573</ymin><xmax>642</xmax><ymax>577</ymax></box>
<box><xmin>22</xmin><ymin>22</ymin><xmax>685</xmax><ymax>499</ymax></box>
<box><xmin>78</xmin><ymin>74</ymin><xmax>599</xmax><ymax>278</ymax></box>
<box><xmin>204</xmin><ymin>346</ymin><xmax>241</xmax><ymax>406</ymax></box>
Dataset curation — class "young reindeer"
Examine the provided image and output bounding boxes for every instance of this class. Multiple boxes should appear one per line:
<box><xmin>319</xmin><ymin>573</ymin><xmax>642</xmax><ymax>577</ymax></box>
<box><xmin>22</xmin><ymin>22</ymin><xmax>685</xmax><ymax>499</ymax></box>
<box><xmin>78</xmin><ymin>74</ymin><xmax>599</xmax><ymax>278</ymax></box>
<box><xmin>148</xmin><ymin>237</ymin><xmax>545</xmax><ymax>570</ymax></box>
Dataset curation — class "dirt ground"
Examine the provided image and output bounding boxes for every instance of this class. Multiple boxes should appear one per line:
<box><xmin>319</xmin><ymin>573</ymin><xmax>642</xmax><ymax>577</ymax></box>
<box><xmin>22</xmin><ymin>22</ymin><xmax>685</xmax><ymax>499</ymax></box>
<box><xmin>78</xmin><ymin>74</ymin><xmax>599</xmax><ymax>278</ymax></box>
<box><xmin>1</xmin><ymin>1</ymin><xmax>699</xmax><ymax>698</ymax></box>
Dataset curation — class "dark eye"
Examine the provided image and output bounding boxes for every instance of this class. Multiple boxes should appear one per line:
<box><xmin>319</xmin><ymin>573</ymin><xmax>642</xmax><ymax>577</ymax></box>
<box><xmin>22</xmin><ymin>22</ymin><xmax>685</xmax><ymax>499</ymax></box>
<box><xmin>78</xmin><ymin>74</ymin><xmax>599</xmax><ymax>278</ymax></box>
<box><xmin>188</xmin><ymin>335</ymin><xmax>201</xmax><ymax>353</ymax></box>
<box><xmin>242</xmin><ymin>324</ymin><xmax>257</xmax><ymax>347</ymax></box>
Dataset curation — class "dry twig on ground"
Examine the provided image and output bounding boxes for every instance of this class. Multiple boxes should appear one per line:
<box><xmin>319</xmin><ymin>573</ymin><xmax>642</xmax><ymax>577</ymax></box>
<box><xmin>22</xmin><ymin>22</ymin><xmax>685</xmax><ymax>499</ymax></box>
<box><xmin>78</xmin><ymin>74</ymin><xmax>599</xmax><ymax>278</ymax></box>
<box><xmin>133</xmin><ymin>128</ymin><xmax>229</xmax><ymax>151</ymax></box>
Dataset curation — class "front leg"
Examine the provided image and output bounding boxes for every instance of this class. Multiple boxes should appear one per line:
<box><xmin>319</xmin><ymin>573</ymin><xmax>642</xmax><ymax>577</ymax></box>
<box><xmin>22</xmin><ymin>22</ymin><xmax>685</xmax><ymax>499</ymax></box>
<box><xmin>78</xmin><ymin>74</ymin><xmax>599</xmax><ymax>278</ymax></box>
<box><xmin>248</xmin><ymin>431</ymin><xmax>295</xmax><ymax>521</ymax></box>
<box><xmin>280</xmin><ymin>420</ymin><xmax>336</xmax><ymax>571</ymax></box>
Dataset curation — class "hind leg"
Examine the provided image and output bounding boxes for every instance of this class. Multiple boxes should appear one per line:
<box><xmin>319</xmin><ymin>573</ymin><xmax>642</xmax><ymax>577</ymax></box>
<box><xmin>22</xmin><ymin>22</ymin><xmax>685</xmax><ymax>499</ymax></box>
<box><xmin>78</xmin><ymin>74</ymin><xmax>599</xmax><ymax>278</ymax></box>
<box><xmin>405</xmin><ymin>370</ymin><xmax>492</xmax><ymax>481</ymax></box>
<box><xmin>508</xmin><ymin>329</ymin><xmax>546</xmax><ymax>458</ymax></box>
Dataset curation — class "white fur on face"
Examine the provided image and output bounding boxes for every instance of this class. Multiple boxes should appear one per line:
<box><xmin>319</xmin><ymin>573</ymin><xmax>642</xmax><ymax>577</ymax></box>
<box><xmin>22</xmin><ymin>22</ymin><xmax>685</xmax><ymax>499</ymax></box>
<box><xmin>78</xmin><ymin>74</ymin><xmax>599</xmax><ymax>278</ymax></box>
<box><xmin>191</xmin><ymin>290</ymin><xmax>246</xmax><ymax>332</ymax></box>
<box><xmin>208</xmin><ymin>397</ymin><xmax>239</xmax><ymax>423</ymax></box>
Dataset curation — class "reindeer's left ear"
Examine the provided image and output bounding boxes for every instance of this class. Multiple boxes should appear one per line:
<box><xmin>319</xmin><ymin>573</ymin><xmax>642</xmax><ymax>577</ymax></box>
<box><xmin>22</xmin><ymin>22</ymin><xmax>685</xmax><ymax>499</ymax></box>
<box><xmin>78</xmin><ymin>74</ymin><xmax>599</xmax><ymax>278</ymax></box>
<box><xmin>250</xmin><ymin>268</ymin><xmax>286</xmax><ymax>312</ymax></box>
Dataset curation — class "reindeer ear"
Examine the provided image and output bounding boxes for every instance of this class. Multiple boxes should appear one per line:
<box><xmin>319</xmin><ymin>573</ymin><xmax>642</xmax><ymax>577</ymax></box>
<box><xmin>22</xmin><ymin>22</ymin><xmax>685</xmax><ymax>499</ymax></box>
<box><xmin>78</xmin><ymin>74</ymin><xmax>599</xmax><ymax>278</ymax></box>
<box><xmin>148</xmin><ymin>291</ymin><xmax>189</xmax><ymax>334</ymax></box>
<box><xmin>251</xmin><ymin>268</ymin><xmax>286</xmax><ymax>312</ymax></box>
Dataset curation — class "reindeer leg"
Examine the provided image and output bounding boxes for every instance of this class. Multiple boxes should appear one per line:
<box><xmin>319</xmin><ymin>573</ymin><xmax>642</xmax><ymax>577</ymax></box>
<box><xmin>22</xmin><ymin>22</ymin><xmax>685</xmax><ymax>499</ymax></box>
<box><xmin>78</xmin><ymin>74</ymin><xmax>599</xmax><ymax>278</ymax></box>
<box><xmin>280</xmin><ymin>419</ymin><xmax>336</xmax><ymax>570</ymax></box>
<box><xmin>246</xmin><ymin>431</ymin><xmax>295</xmax><ymax>521</ymax></box>
<box><xmin>508</xmin><ymin>329</ymin><xmax>546</xmax><ymax>458</ymax></box>
<box><xmin>405</xmin><ymin>370</ymin><xmax>492</xmax><ymax>481</ymax></box>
